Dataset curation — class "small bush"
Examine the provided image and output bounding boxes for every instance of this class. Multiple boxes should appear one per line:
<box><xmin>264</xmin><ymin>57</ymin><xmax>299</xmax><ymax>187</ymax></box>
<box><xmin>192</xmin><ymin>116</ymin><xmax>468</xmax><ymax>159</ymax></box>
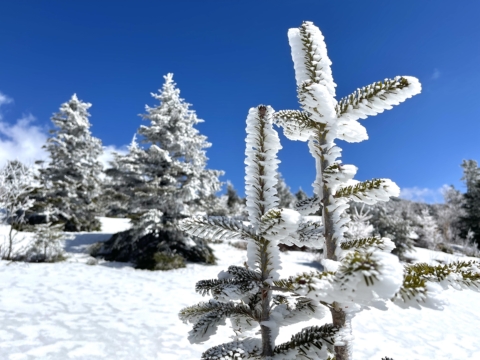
<box><xmin>152</xmin><ymin>252</ymin><xmax>186</xmax><ymax>270</ymax></box>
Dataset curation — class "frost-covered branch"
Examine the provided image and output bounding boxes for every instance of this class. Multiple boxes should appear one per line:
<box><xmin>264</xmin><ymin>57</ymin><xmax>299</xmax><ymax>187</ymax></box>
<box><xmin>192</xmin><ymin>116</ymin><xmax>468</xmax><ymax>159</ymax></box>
<box><xmin>335</xmin><ymin>77</ymin><xmax>422</xmax><ymax>121</ymax></box>
<box><xmin>334</xmin><ymin>179</ymin><xmax>400</xmax><ymax>205</ymax></box>
<box><xmin>392</xmin><ymin>261</ymin><xmax>480</xmax><ymax>309</ymax></box>
<box><xmin>200</xmin><ymin>338</ymin><xmax>262</xmax><ymax>360</ymax></box>
<box><xmin>245</xmin><ymin>105</ymin><xmax>281</xmax><ymax>229</ymax></box>
<box><xmin>273</xmin><ymin>324</ymin><xmax>337</xmax><ymax>360</ymax></box>
<box><xmin>179</xmin><ymin>216</ymin><xmax>255</xmax><ymax>241</ymax></box>
<box><xmin>180</xmin><ymin>300</ymin><xmax>254</xmax><ymax>343</ymax></box>
<box><xmin>293</xmin><ymin>195</ymin><xmax>322</xmax><ymax>216</ymax></box>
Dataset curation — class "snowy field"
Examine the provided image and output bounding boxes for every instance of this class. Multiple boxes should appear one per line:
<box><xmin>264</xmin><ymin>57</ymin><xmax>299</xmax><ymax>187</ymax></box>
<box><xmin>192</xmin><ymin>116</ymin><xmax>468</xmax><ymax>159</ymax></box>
<box><xmin>1</xmin><ymin>218</ymin><xmax>480</xmax><ymax>360</ymax></box>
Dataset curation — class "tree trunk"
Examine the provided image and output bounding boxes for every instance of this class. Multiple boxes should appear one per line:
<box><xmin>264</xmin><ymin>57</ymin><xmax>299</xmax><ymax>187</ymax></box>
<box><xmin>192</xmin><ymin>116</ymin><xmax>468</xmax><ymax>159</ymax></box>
<box><xmin>260</xmin><ymin>238</ymin><xmax>274</xmax><ymax>357</ymax></box>
<box><xmin>316</xmin><ymin>130</ymin><xmax>350</xmax><ymax>360</ymax></box>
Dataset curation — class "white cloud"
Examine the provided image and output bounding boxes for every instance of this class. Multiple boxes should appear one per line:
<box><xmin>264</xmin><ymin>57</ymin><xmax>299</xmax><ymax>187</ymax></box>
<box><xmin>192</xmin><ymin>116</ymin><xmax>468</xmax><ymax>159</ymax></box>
<box><xmin>99</xmin><ymin>144</ymin><xmax>128</xmax><ymax>170</ymax></box>
<box><xmin>399</xmin><ymin>186</ymin><xmax>446</xmax><ymax>204</ymax></box>
<box><xmin>431</xmin><ymin>68</ymin><xmax>440</xmax><ymax>80</ymax></box>
<box><xmin>0</xmin><ymin>92</ymin><xmax>13</xmax><ymax>107</ymax></box>
<box><xmin>0</xmin><ymin>93</ymin><xmax>49</xmax><ymax>167</ymax></box>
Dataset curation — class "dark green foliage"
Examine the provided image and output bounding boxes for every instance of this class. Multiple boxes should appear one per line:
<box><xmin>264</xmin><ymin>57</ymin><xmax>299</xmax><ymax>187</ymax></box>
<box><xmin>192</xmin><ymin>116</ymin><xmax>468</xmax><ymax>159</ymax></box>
<box><xmin>459</xmin><ymin>180</ymin><xmax>480</xmax><ymax>248</ymax></box>
<box><xmin>295</xmin><ymin>188</ymin><xmax>308</xmax><ymax>202</ymax></box>
<box><xmin>341</xmin><ymin>237</ymin><xmax>391</xmax><ymax>252</ymax></box>
<box><xmin>92</xmin><ymin>229</ymin><xmax>216</xmax><ymax>270</ymax></box>
<box><xmin>364</xmin><ymin>198</ymin><xmax>420</xmax><ymax>261</ymax></box>
<box><xmin>273</xmin><ymin>324</ymin><xmax>337</xmax><ymax>358</ymax></box>
<box><xmin>149</xmin><ymin>252</ymin><xmax>185</xmax><ymax>270</ymax></box>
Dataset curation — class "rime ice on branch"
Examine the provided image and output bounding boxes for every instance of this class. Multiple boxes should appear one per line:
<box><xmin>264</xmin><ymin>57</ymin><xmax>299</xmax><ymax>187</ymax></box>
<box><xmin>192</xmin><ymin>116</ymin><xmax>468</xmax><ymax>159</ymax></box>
<box><xmin>179</xmin><ymin>106</ymin><xmax>332</xmax><ymax>359</ymax></box>
<box><xmin>274</xmin><ymin>21</ymin><xmax>480</xmax><ymax>360</ymax></box>
<box><xmin>179</xmin><ymin>21</ymin><xmax>480</xmax><ymax>360</ymax></box>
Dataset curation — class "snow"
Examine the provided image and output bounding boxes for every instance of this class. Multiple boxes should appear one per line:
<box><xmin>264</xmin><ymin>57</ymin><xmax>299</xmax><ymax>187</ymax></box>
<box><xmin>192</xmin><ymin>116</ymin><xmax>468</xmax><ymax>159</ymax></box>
<box><xmin>1</xmin><ymin>218</ymin><xmax>480</xmax><ymax>359</ymax></box>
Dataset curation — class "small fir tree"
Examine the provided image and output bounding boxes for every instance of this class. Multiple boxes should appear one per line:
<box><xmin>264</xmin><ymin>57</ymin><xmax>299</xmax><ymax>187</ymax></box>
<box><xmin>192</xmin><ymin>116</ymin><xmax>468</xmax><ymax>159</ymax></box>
<box><xmin>179</xmin><ymin>22</ymin><xmax>480</xmax><ymax>360</ymax></box>
<box><xmin>37</xmin><ymin>94</ymin><xmax>103</xmax><ymax>231</ymax></box>
<box><xmin>295</xmin><ymin>188</ymin><xmax>308</xmax><ymax>202</ymax></box>
<box><xmin>369</xmin><ymin>199</ymin><xmax>418</xmax><ymax>261</ymax></box>
<box><xmin>27</xmin><ymin>222</ymin><xmax>73</xmax><ymax>262</ymax></box>
<box><xmin>275</xmin><ymin>173</ymin><xmax>296</xmax><ymax>208</ymax></box>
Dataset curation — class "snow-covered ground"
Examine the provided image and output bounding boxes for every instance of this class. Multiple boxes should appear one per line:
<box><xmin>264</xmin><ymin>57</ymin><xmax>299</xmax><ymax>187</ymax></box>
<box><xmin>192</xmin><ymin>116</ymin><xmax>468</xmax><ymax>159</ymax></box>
<box><xmin>1</xmin><ymin>218</ymin><xmax>480</xmax><ymax>360</ymax></box>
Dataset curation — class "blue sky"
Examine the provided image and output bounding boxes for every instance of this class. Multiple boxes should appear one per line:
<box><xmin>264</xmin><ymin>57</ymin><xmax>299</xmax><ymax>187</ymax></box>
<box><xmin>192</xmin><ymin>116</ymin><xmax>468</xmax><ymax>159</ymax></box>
<box><xmin>1</xmin><ymin>0</ymin><xmax>479</xmax><ymax>203</ymax></box>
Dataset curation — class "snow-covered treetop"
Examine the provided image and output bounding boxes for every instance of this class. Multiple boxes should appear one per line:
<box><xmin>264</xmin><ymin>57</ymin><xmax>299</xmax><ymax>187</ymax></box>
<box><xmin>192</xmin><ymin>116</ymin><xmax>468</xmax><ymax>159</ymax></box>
<box><xmin>278</xmin><ymin>21</ymin><xmax>421</xmax><ymax>146</ymax></box>
<box><xmin>51</xmin><ymin>94</ymin><xmax>94</xmax><ymax>131</ymax></box>
<box><xmin>137</xmin><ymin>73</ymin><xmax>222</xmax><ymax>203</ymax></box>
<box><xmin>139</xmin><ymin>73</ymin><xmax>209</xmax><ymax>161</ymax></box>
<box><xmin>275</xmin><ymin>21</ymin><xmax>421</xmax><ymax>258</ymax></box>
<box><xmin>244</xmin><ymin>105</ymin><xmax>281</xmax><ymax>229</ymax></box>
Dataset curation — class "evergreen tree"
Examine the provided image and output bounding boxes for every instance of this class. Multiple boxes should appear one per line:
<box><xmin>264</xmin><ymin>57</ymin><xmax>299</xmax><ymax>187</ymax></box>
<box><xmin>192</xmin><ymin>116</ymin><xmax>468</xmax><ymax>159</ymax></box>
<box><xmin>295</xmin><ymin>188</ymin><xmax>308</xmax><ymax>202</ymax></box>
<box><xmin>459</xmin><ymin>160</ymin><xmax>480</xmax><ymax>247</ymax></box>
<box><xmin>275</xmin><ymin>173</ymin><xmax>296</xmax><ymax>208</ymax></box>
<box><xmin>369</xmin><ymin>199</ymin><xmax>418</xmax><ymax>261</ymax></box>
<box><xmin>95</xmin><ymin>74</ymin><xmax>222</xmax><ymax>270</ymax></box>
<box><xmin>436</xmin><ymin>185</ymin><xmax>464</xmax><ymax>245</ymax></box>
<box><xmin>460</xmin><ymin>159</ymin><xmax>480</xmax><ymax>192</ymax></box>
<box><xmin>417</xmin><ymin>208</ymin><xmax>442</xmax><ymax>251</ymax></box>
<box><xmin>179</xmin><ymin>22</ymin><xmax>480</xmax><ymax>360</ymax></box>
<box><xmin>37</xmin><ymin>94</ymin><xmax>103</xmax><ymax>231</ymax></box>
<box><xmin>103</xmin><ymin>135</ymin><xmax>147</xmax><ymax>217</ymax></box>
<box><xmin>134</xmin><ymin>73</ymin><xmax>222</xmax><ymax>221</ymax></box>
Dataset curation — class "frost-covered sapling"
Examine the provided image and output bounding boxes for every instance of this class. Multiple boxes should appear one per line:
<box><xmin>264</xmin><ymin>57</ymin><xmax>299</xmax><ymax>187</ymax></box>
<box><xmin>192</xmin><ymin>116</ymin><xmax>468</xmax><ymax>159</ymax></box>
<box><xmin>27</xmin><ymin>222</ymin><xmax>73</xmax><ymax>262</ymax></box>
<box><xmin>180</xmin><ymin>105</ymin><xmax>333</xmax><ymax>358</ymax></box>
<box><xmin>0</xmin><ymin>161</ymin><xmax>35</xmax><ymax>260</ymax></box>
<box><xmin>274</xmin><ymin>21</ymin><xmax>480</xmax><ymax>360</ymax></box>
<box><xmin>179</xmin><ymin>21</ymin><xmax>480</xmax><ymax>360</ymax></box>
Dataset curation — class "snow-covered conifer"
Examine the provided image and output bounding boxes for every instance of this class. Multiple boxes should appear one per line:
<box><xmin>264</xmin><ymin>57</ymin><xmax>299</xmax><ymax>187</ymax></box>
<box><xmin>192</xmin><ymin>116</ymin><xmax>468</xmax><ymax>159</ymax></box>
<box><xmin>417</xmin><ymin>209</ymin><xmax>442</xmax><ymax>250</ymax></box>
<box><xmin>0</xmin><ymin>160</ymin><xmax>35</xmax><ymax>260</ymax></box>
<box><xmin>179</xmin><ymin>22</ymin><xmax>480</xmax><ymax>360</ymax></box>
<box><xmin>369</xmin><ymin>199</ymin><xmax>418</xmax><ymax>260</ymax></box>
<box><xmin>132</xmin><ymin>73</ymin><xmax>222</xmax><ymax>222</ymax></box>
<box><xmin>96</xmin><ymin>75</ymin><xmax>222</xmax><ymax>270</ymax></box>
<box><xmin>180</xmin><ymin>106</ymin><xmax>330</xmax><ymax>358</ymax></box>
<box><xmin>460</xmin><ymin>159</ymin><xmax>480</xmax><ymax>192</ymax></box>
<box><xmin>37</xmin><ymin>94</ymin><xmax>103</xmax><ymax>231</ymax></box>
<box><xmin>295</xmin><ymin>188</ymin><xmax>308</xmax><ymax>202</ymax></box>
<box><xmin>436</xmin><ymin>186</ymin><xmax>464</xmax><ymax>246</ymax></box>
<box><xmin>210</xmin><ymin>181</ymin><xmax>246</xmax><ymax>218</ymax></box>
<box><xmin>104</xmin><ymin>135</ymin><xmax>147</xmax><ymax>217</ymax></box>
<box><xmin>275</xmin><ymin>173</ymin><xmax>296</xmax><ymax>208</ymax></box>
